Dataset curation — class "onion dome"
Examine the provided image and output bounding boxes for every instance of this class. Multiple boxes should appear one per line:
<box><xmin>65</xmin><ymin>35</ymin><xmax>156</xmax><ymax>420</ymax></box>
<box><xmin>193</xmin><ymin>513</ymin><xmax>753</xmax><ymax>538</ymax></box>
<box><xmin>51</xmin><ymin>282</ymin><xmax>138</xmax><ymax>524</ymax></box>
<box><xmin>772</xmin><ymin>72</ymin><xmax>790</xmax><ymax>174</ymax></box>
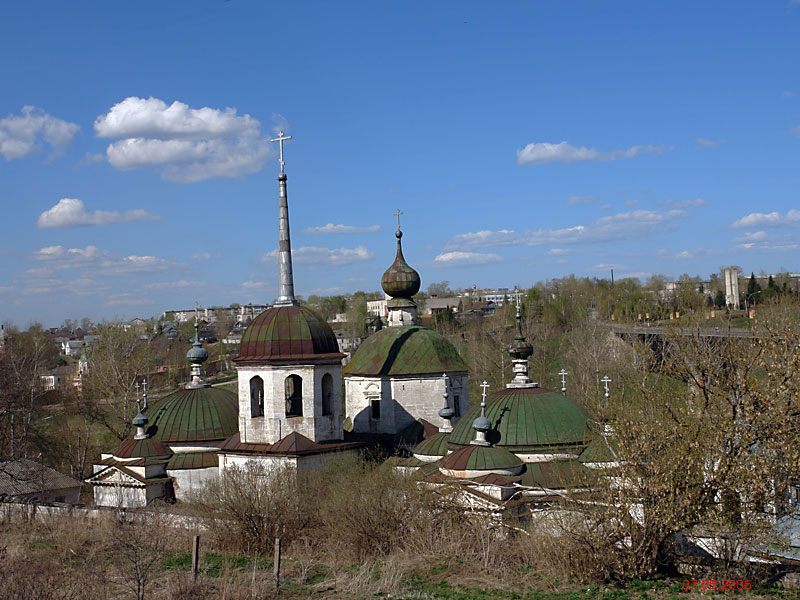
<box><xmin>132</xmin><ymin>410</ymin><xmax>148</xmax><ymax>428</ymax></box>
<box><xmin>145</xmin><ymin>387</ymin><xmax>238</xmax><ymax>444</ymax></box>
<box><xmin>381</xmin><ymin>229</ymin><xmax>421</xmax><ymax>300</ymax></box>
<box><xmin>412</xmin><ymin>432</ymin><xmax>451</xmax><ymax>462</ymax></box>
<box><xmin>236</xmin><ymin>304</ymin><xmax>344</xmax><ymax>365</ymax></box>
<box><xmin>439</xmin><ymin>444</ymin><xmax>523</xmax><ymax>477</ymax></box>
<box><xmin>448</xmin><ymin>387</ymin><xmax>589</xmax><ymax>453</ymax></box>
<box><xmin>344</xmin><ymin>326</ymin><xmax>467</xmax><ymax>376</ymax></box>
<box><xmin>186</xmin><ymin>336</ymin><xmax>208</xmax><ymax>365</ymax></box>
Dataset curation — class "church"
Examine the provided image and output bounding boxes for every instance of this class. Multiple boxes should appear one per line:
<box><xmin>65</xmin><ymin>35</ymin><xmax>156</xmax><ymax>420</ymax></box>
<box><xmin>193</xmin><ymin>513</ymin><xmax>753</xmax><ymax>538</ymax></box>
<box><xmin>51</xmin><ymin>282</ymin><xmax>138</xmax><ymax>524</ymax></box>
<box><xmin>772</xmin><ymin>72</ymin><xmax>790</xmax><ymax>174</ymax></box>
<box><xmin>88</xmin><ymin>132</ymin><xmax>599</xmax><ymax>510</ymax></box>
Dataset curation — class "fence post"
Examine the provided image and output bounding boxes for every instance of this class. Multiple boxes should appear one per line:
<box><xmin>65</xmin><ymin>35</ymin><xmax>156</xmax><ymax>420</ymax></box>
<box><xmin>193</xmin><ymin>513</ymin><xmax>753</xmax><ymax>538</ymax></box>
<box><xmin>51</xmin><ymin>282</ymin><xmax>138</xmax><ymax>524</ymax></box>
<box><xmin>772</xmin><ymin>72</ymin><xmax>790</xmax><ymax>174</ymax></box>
<box><xmin>273</xmin><ymin>537</ymin><xmax>281</xmax><ymax>591</ymax></box>
<box><xmin>191</xmin><ymin>535</ymin><xmax>200</xmax><ymax>580</ymax></box>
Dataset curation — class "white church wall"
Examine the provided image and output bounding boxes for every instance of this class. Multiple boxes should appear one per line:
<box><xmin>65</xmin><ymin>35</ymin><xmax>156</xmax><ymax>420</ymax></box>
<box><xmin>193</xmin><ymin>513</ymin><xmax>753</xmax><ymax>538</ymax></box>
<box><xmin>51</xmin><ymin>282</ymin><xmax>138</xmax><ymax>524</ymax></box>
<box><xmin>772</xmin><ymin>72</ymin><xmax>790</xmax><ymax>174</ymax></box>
<box><xmin>168</xmin><ymin>466</ymin><xmax>218</xmax><ymax>500</ymax></box>
<box><xmin>218</xmin><ymin>449</ymin><xmax>359</xmax><ymax>476</ymax></box>
<box><xmin>94</xmin><ymin>485</ymin><xmax>148</xmax><ymax>508</ymax></box>
<box><xmin>345</xmin><ymin>373</ymin><xmax>469</xmax><ymax>435</ymax></box>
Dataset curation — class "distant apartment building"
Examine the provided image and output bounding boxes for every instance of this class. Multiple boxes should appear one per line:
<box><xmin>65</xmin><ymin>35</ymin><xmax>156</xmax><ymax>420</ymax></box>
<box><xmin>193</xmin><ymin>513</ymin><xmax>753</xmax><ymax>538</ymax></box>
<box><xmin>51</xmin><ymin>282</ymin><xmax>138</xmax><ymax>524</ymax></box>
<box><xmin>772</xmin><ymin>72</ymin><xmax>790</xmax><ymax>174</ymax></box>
<box><xmin>165</xmin><ymin>303</ymin><xmax>271</xmax><ymax>324</ymax></box>
<box><xmin>471</xmin><ymin>287</ymin><xmax>523</xmax><ymax>306</ymax></box>
<box><xmin>366</xmin><ymin>298</ymin><xmax>388</xmax><ymax>318</ymax></box>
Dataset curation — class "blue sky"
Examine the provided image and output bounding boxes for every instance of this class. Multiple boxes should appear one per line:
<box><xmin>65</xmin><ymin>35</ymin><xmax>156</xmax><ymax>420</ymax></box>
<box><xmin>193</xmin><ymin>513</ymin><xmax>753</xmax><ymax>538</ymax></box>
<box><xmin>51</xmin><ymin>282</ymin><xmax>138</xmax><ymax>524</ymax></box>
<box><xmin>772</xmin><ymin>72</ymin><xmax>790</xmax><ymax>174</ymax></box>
<box><xmin>2</xmin><ymin>2</ymin><xmax>800</xmax><ymax>326</ymax></box>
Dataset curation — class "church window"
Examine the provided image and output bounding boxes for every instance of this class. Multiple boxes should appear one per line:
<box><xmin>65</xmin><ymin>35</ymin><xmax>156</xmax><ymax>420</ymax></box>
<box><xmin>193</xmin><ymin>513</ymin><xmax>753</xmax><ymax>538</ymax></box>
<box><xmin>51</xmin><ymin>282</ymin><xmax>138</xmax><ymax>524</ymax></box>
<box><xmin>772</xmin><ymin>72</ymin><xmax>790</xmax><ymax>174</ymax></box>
<box><xmin>250</xmin><ymin>376</ymin><xmax>264</xmax><ymax>417</ymax></box>
<box><xmin>321</xmin><ymin>373</ymin><xmax>333</xmax><ymax>416</ymax></box>
<box><xmin>285</xmin><ymin>374</ymin><xmax>303</xmax><ymax>417</ymax></box>
<box><xmin>453</xmin><ymin>395</ymin><xmax>461</xmax><ymax>417</ymax></box>
<box><xmin>370</xmin><ymin>398</ymin><xmax>381</xmax><ymax>420</ymax></box>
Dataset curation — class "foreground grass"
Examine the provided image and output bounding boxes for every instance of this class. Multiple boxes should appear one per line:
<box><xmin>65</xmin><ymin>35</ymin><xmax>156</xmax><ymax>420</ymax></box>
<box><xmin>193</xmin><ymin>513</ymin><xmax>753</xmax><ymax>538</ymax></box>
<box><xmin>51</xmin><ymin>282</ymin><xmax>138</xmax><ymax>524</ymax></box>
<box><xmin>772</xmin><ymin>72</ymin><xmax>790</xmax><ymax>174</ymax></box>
<box><xmin>0</xmin><ymin>518</ymin><xmax>793</xmax><ymax>600</ymax></box>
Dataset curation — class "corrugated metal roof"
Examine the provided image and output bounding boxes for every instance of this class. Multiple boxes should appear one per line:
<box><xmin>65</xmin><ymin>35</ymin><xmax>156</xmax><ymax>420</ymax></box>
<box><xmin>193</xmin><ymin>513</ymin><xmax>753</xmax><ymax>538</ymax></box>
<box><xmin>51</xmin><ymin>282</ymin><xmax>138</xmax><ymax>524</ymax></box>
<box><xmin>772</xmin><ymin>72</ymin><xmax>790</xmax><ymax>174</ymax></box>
<box><xmin>146</xmin><ymin>387</ymin><xmax>238</xmax><ymax>443</ymax></box>
<box><xmin>236</xmin><ymin>305</ymin><xmax>344</xmax><ymax>364</ymax></box>
<box><xmin>167</xmin><ymin>452</ymin><xmax>219</xmax><ymax>470</ymax></box>
<box><xmin>448</xmin><ymin>387</ymin><xmax>589</xmax><ymax>451</ymax></box>
<box><xmin>0</xmin><ymin>459</ymin><xmax>81</xmax><ymax>497</ymax></box>
<box><xmin>440</xmin><ymin>444</ymin><xmax>523</xmax><ymax>471</ymax></box>
<box><xmin>516</xmin><ymin>460</ymin><xmax>593</xmax><ymax>489</ymax></box>
<box><xmin>115</xmin><ymin>437</ymin><xmax>173</xmax><ymax>459</ymax></box>
<box><xmin>344</xmin><ymin>326</ymin><xmax>467</xmax><ymax>376</ymax></box>
<box><xmin>218</xmin><ymin>432</ymin><xmax>361</xmax><ymax>456</ymax></box>
<box><xmin>412</xmin><ymin>431</ymin><xmax>451</xmax><ymax>457</ymax></box>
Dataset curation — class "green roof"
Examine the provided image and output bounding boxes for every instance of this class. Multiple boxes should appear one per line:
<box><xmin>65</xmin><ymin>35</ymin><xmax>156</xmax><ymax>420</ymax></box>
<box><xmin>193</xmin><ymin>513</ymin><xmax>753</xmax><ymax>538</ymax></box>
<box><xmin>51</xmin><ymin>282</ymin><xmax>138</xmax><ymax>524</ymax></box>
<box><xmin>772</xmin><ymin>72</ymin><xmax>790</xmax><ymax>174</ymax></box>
<box><xmin>166</xmin><ymin>451</ymin><xmax>219</xmax><ymax>471</ymax></box>
<box><xmin>440</xmin><ymin>444</ymin><xmax>523</xmax><ymax>472</ymax></box>
<box><xmin>448</xmin><ymin>387</ymin><xmax>589</xmax><ymax>451</ymax></box>
<box><xmin>344</xmin><ymin>326</ymin><xmax>467</xmax><ymax>376</ymax></box>
<box><xmin>146</xmin><ymin>387</ymin><xmax>238</xmax><ymax>443</ymax></box>
<box><xmin>515</xmin><ymin>460</ymin><xmax>594</xmax><ymax>489</ymax></box>
<box><xmin>578</xmin><ymin>434</ymin><xmax>618</xmax><ymax>464</ymax></box>
<box><xmin>412</xmin><ymin>431</ymin><xmax>451</xmax><ymax>457</ymax></box>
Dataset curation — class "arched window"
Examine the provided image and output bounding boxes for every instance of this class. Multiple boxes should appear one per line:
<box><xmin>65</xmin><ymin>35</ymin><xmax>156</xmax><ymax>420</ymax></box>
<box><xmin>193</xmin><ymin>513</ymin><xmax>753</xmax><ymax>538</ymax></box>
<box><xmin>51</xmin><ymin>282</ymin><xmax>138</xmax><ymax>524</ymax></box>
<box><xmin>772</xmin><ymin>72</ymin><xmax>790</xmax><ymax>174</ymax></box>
<box><xmin>285</xmin><ymin>374</ymin><xmax>303</xmax><ymax>417</ymax></box>
<box><xmin>250</xmin><ymin>376</ymin><xmax>264</xmax><ymax>418</ymax></box>
<box><xmin>321</xmin><ymin>373</ymin><xmax>333</xmax><ymax>416</ymax></box>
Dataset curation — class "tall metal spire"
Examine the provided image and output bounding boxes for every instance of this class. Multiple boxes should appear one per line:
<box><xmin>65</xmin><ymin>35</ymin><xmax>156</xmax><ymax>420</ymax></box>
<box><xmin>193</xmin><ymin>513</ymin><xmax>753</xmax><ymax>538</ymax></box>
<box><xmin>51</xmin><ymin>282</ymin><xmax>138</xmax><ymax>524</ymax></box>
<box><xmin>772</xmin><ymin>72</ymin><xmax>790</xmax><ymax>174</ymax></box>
<box><xmin>270</xmin><ymin>131</ymin><xmax>298</xmax><ymax>306</ymax></box>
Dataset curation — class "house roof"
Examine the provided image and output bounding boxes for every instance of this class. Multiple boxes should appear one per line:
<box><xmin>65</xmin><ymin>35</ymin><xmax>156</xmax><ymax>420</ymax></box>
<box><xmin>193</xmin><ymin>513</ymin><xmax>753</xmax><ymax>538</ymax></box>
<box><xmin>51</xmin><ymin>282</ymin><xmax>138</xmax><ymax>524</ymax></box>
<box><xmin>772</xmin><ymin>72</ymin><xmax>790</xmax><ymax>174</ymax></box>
<box><xmin>235</xmin><ymin>305</ymin><xmax>344</xmax><ymax>364</ymax></box>
<box><xmin>0</xmin><ymin>459</ymin><xmax>81</xmax><ymax>497</ymax></box>
<box><xmin>448</xmin><ymin>386</ymin><xmax>589</xmax><ymax>451</ymax></box>
<box><xmin>145</xmin><ymin>387</ymin><xmax>238</xmax><ymax>443</ymax></box>
<box><xmin>344</xmin><ymin>325</ymin><xmax>467</xmax><ymax>376</ymax></box>
<box><xmin>218</xmin><ymin>431</ymin><xmax>361</xmax><ymax>456</ymax></box>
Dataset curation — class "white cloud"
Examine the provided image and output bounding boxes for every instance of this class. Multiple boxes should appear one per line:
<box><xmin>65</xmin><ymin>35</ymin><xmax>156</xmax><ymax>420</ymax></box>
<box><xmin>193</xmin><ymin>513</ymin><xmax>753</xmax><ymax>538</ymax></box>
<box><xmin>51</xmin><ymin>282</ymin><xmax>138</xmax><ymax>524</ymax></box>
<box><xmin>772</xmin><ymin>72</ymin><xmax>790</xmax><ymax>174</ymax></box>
<box><xmin>546</xmin><ymin>248</ymin><xmax>575</xmax><ymax>256</ymax></box>
<box><xmin>37</xmin><ymin>198</ymin><xmax>159</xmax><ymax>228</ymax></box>
<box><xmin>105</xmin><ymin>293</ymin><xmax>150</xmax><ymax>307</ymax></box>
<box><xmin>565</xmin><ymin>196</ymin><xmax>597</xmax><ymax>205</ymax></box>
<box><xmin>94</xmin><ymin>97</ymin><xmax>272</xmax><ymax>183</ymax></box>
<box><xmin>262</xmin><ymin>246</ymin><xmax>373</xmax><ymax>268</ymax></box>
<box><xmin>624</xmin><ymin>198</ymin><xmax>639</xmax><ymax>207</ymax></box>
<box><xmin>667</xmin><ymin>198</ymin><xmax>709</xmax><ymax>208</ymax></box>
<box><xmin>517</xmin><ymin>141</ymin><xmax>666</xmax><ymax>165</ymax></box>
<box><xmin>302</xmin><ymin>223</ymin><xmax>381</xmax><ymax>234</ymax></box>
<box><xmin>30</xmin><ymin>244</ymin><xmax>172</xmax><ymax>275</ymax></box>
<box><xmin>446</xmin><ymin>210</ymin><xmax>687</xmax><ymax>250</ymax></box>
<box><xmin>694</xmin><ymin>138</ymin><xmax>726</xmax><ymax>148</ymax></box>
<box><xmin>619</xmin><ymin>271</ymin><xmax>652</xmax><ymax>280</ymax></box>
<box><xmin>432</xmin><ymin>251</ymin><xmax>502</xmax><ymax>267</ymax></box>
<box><xmin>446</xmin><ymin>229</ymin><xmax>520</xmax><ymax>249</ymax></box>
<box><xmin>242</xmin><ymin>280</ymin><xmax>268</xmax><ymax>289</ymax></box>
<box><xmin>600</xmin><ymin>204</ymin><xmax>613</xmax><ymax>210</ymax></box>
<box><xmin>783</xmin><ymin>91</ymin><xmax>795</xmax><ymax>98</ymax></box>
<box><xmin>736</xmin><ymin>241</ymin><xmax>799</xmax><ymax>252</ymax></box>
<box><xmin>731</xmin><ymin>209</ymin><xmax>800</xmax><ymax>229</ymax></box>
<box><xmin>143</xmin><ymin>280</ymin><xmax>204</xmax><ymax>290</ymax></box>
<box><xmin>0</xmin><ymin>106</ymin><xmax>79</xmax><ymax>159</ymax></box>
<box><xmin>733</xmin><ymin>231</ymin><xmax>767</xmax><ymax>243</ymax></box>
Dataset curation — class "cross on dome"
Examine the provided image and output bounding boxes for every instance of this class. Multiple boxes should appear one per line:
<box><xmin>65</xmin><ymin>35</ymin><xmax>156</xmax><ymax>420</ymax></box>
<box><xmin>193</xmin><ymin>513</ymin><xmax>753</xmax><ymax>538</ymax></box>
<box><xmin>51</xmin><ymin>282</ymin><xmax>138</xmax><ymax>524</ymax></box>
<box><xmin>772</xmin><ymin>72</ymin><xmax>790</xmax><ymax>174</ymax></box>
<box><xmin>270</xmin><ymin>130</ymin><xmax>292</xmax><ymax>173</ymax></box>
<box><xmin>559</xmin><ymin>368</ymin><xmax>568</xmax><ymax>394</ymax></box>
<box><xmin>394</xmin><ymin>208</ymin><xmax>403</xmax><ymax>232</ymax></box>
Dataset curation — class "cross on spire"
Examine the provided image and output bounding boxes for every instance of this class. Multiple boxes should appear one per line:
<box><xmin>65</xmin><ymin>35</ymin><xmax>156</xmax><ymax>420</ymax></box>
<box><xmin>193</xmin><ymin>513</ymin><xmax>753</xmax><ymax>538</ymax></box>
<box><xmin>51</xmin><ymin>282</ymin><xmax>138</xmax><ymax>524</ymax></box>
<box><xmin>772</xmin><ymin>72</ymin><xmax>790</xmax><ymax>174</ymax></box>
<box><xmin>601</xmin><ymin>375</ymin><xmax>611</xmax><ymax>398</ymax></box>
<box><xmin>394</xmin><ymin>209</ymin><xmax>403</xmax><ymax>232</ymax></box>
<box><xmin>559</xmin><ymin>368</ymin><xmax>568</xmax><ymax>394</ymax></box>
<box><xmin>480</xmin><ymin>380</ymin><xmax>489</xmax><ymax>403</ymax></box>
<box><xmin>270</xmin><ymin>130</ymin><xmax>292</xmax><ymax>173</ymax></box>
<box><xmin>142</xmin><ymin>378</ymin><xmax>148</xmax><ymax>410</ymax></box>
<box><xmin>135</xmin><ymin>381</ymin><xmax>141</xmax><ymax>412</ymax></box>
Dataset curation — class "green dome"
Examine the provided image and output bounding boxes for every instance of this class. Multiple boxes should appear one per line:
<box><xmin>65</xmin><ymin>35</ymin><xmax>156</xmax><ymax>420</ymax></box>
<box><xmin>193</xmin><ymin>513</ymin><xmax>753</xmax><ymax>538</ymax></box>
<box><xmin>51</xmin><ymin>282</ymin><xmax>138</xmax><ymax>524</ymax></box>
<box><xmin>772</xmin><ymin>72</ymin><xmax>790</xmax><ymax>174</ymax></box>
<box><xmin>381</xmin><ymin>231</ymin><xmax>420</xmax><ymax>299</ymax></box>
<box><xmin>412</xmin><ymin>432</ymin><xmax>451</xmax><ymax>458</ymax></box>
<box><xmin>344</xmin><ymin>325</ymin><xmax>467</xmax><ymax>377</ymax></box>
<box><xmin>146</xmin><ymin>387</ymin><xmax>238</xmax><ymax>443</ymax></box>
<box><xmin>448</xmin><ymin>387</ymin><xmax>589</xmax><ymax>451</ymax></box>
<box><xmin>115</xmin><ymin>436</ymin><xmax>173</xmax><ymax>460</ymax></box>
<box><xmin>440</xmin><ymin>443</ymin><xmax>523</xmax><ymax>473</ymax></box>
<box><xmin>236</xmin><ymin>304</ymin><xmax>343</xmax><ymax>364</ymax></box>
